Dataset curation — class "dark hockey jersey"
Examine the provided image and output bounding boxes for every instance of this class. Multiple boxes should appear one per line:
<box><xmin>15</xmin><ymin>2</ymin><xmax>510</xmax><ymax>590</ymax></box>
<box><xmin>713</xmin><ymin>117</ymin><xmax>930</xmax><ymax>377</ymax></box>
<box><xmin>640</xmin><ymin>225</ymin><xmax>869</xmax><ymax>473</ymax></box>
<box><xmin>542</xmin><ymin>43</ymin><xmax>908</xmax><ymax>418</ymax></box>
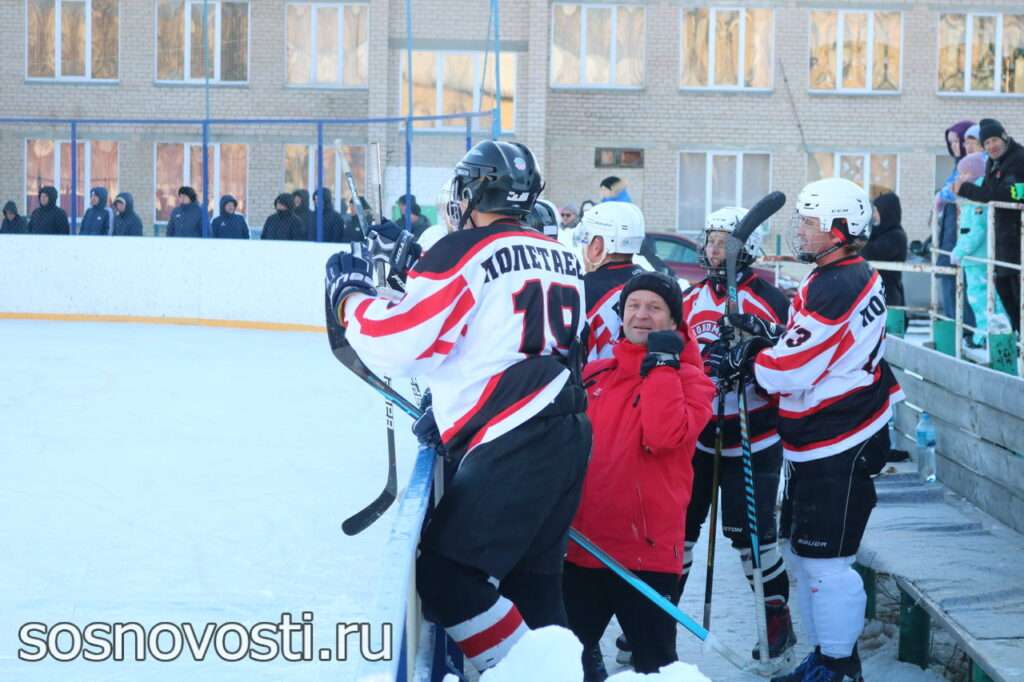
<box><xmin>583</xmin><ymin>261</ymin><xmax>643</xmax><ymax>363</ymax></box>
<box><xmin>753</xmin><ymin>256</ymin><xmax>904</xmax><ymax>462</ymax></box>
<box><xmin>682</xmin><ymin>272</ymin><xmax>789</xmax><ymax>456</ymax></box>
<box><xmin>345</xmin><ymin>220</ymin><xmax>586</xmax><ymax>460</ymax></box>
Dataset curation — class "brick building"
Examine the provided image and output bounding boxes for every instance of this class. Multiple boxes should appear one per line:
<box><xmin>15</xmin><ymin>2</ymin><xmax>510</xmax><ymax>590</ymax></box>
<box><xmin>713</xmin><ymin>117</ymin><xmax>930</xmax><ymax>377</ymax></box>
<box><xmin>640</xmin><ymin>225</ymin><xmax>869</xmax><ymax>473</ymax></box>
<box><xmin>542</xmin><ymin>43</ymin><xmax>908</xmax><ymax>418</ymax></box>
<box><xmin>1</xmin><ymin>0</ymin><xmax>1023</xmax><ymax>243</ymax></box>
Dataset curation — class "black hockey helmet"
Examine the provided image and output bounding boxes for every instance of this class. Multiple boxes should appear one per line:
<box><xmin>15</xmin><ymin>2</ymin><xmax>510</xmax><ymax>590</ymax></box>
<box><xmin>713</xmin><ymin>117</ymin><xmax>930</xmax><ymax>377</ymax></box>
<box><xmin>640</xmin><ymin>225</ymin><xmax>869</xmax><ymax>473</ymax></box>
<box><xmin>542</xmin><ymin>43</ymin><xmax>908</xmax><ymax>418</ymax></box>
<box><xmin>452</xmin><ymin>140</ymin><xmax>543</xmax><ymax>228</ymax></box>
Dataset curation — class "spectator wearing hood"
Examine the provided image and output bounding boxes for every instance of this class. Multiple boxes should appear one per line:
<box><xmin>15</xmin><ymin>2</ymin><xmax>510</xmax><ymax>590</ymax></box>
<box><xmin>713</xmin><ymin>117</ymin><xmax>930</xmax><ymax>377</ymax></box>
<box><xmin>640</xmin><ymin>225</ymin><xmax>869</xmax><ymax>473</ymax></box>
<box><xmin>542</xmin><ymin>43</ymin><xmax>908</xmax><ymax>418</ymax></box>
<box><xmin>261</xmin><ymin>193</ymin><xmax>305</xmax><ymax>241</ymax></box>
<box><xmin>600</xmin><ymin>176</ymin><xmax>633</xmax><ymax>203</ymax></box>
<box><xmin>293</xmin><ymin>189</ymin><xmax>314</xmax><ymax>241</ymax></box>
<box><xmin>211</xmin><ymin>195</ymin><xmax>249</xmax><ymax>239</ymax></box>
<box><xmin>167</xmin><ymin>186</ymin><xmax>204</xmax><ymax>238</ymax></box>
<box><xmin>936</xmin><ymin>120</ymin><xmax>976</xmax><ymax>331</ymax></box>
<box><xmin>1</xmin><ymin>201</ymin><xmax>28</xmax><ymax>234</ymax></box>
<box><xmin>396</xmin><ymin>194</ymin><xmax>430</xmax><ymax>238</ymax></box>
<box><xmin>953</xmin><ymin>152</ymin><xmax>1008</xmax><ymax>340</ymax></box>
<box><xmin>956</xmin><ymin>118</ymin><xmax>1024</xmax><ymax>333</ymax></box>
<box><xmin>27</xmin><ymin>186</ymin><xmax>70</xmax><ymax>235</ymax></box>
<box><xmin>79</xmin><ymin>187</ymin><xmax>115</xmax><ymax>235</ymax></box>
<box><xmin>863</xmin><ymin>192</ymin><xmax>908</xmax><ymax>308</ymax></box>
<box><xmin>313</xmin><ymin>189</ymin><xmax>352</xmax><ymax>242</ymax></box>
<box><xmin>112</xmin><ymin>193</ymin><xmax>143</xmax><ymax>236</ymax></box>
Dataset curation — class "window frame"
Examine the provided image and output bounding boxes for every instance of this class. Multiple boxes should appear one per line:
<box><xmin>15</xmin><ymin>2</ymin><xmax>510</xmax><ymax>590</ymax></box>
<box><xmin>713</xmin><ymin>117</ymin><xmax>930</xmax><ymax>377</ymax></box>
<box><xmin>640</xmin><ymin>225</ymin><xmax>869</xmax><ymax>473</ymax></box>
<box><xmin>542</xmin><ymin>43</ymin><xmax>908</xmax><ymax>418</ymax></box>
<box><xmin>152</xmin><ymin>142</ymin><xmax>249</xmax><ymax>224</ymax></box>
<box><xmin>936</xmin><ymin>12</ymin><xmax>1024</xmax><ymax>98</ymax></box>
<box><xmin>400</xmin><ymin>50</ymin><xmax>517</xmax><ymax>134</ymax></box>
<box><xmin>675</xmin><ymin>149</ymin><xmax>773</xmax><ymax>235</ymax></box>
<box><xmin>23</xmin><ymin>138</ymin><xmax>120</xmax><ymax>220</ymax></box>
<box><xmin>282</xmin><ymin>143</ymin><xmax>368</xmax><ymax>210</ymax></box>
<box><xmin>284</xmin><ymin>1</ymin><xmax>368</xmax><ymax>89</ymax></box>
<box><xmin>807</xmin><ymin>8</ymin><xmax>904</xmax><ymax>95</ymax></box>
<box><xmin>805</xmin><ymin>151</ymin><xmax>900</xmax><ymax>197</ymax></box>
<box><xmin>24</xmin><ymin>0</ymin><xmax>120</xmax><ymax>82</ymax></box>
<box><xmin>152</xmin><ymin>0</ymin><xmax>251</xmax><ymax>85</ymax></box>
<box><xmin>678</xmin><ymin>6</ymin><xmax>775</xmax><ymax>92</ymax></box>
<box><xmin>549</xmin><ymin>2</ymin><xmax>646</xmax><ymax>90</ymax></box>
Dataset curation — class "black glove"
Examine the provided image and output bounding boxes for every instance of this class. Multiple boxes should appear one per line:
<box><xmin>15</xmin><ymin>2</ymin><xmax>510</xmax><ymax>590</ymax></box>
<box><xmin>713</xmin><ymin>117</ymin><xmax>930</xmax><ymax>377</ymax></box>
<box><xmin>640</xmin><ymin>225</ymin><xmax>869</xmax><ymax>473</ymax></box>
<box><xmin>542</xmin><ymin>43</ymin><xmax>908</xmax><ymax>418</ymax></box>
<box><xmin>716</xmin><ymin>336</ymin><xmax>773</xmax><ymax>382</ymax></box>
<box><xmin>701</xmin><ymin>338</ymin><xmax>730</xmax><ymax>377</ymax></box>
<box><xmin>325</xmin><ymin>243</ymin><xmax>377</xmax><ymax>320</ymax></box>
<box><xmin>725</xmin><ymin>313</ymin><xmax>785</xmax><ymax>342</ymax></box>
<box><xmin>368</xmin><ymin>220</ymin><xmax>423</xmax><ymax>283</ymax></box>
<box><xmin>640</xmin><ymin>330</ymin><xmax>684</xmax><ymax>377</ymax></box>
<box><xmin>411</xmin><ymin>390</ymin><xmax>446</xmax><ymax>458</ymax></box>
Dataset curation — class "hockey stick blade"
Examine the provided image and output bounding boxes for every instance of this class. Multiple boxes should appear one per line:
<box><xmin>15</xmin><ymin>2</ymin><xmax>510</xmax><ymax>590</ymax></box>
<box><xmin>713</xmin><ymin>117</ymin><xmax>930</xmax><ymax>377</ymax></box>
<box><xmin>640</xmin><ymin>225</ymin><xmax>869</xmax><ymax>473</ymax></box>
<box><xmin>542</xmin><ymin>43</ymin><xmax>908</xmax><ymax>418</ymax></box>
<box><xmin>341</xmin><ymin>464</ymin><xmax>397</xmax><ymax>535</ymax></box>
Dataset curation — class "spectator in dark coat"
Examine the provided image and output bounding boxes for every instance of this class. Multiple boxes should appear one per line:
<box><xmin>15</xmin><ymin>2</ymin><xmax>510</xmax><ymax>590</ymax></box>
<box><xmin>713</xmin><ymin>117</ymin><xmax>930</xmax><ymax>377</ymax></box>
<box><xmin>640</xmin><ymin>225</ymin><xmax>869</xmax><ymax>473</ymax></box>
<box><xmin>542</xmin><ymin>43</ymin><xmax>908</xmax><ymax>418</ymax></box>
<box><xmin>1</xmin><ymin>201</ymin><xmax>28</xmax><ymax>234</ymax></box>
<box><xmin>312</xmin><ymin>188</ymin><xmax>350</xmax><ymax>242</ymax></box>
<box><xmin>864</xmin><ymin>192</ymin><xmax>908</xmax><ymax>307</ymax></box>
<box><xmin>79</xmin><ymin>187</ymin><xmax>114</xmax><ymax>235</ymax></box>
<box><xmin>956</xmin><ymin>118</ymin><xmax>1024</xmax><ymax>332</ymax></box>
<box><xmin>27</xmin><ymin>186</ymin><xmax>70</xmax><ymax>235</ymax></box>
<box><xmin>261</xmin><ymin>193</ymin><xmax>305</xmax><ymax>241</ymax></box>
<box><xmin>112</xmin><ymin>193</ymin><xmax>144</xmax><ymax>236</ymax></box>
<box><xmin>211</xmin><ymin>195</ymin><xmax>249</xmax><ymax>239</ymax></box>
<box><xmin>397</xmin><ymin>194</ymin><xmax>430</xmax><ymax>238</ymax></box>
<box><xmin>293</xmin><ymin>189</ymin><xmax>314</xmax><ymax>241</ymax></box>
<box><xmin>167</xmin><ymin>186</ymin><xmax>204</xmax><ymax>238</ymax></box>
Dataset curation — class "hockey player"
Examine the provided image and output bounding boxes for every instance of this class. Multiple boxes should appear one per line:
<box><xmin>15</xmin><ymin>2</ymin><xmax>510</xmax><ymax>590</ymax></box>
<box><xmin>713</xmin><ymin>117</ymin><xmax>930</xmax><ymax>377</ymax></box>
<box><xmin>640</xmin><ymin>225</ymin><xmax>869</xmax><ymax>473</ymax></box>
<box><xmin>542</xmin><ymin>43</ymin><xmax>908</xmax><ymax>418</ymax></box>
<box><xmin>575</xmin><ymin>201</ymin><xmax>646</xmax><ymax>362</ymax></box>
<box><xmin>679</xmin><ymin>207</ymin><xmax>796</xmax><ymax>662</ymax></box>
<box><xmin>324</xmin><ymin>140</ymin><xmax>590</xmax><ymax>673</ymax></box>
<box><xmin>711</xmin><ymin>178</ymin><xmax>904</xmax><ymax>682</ymax></box>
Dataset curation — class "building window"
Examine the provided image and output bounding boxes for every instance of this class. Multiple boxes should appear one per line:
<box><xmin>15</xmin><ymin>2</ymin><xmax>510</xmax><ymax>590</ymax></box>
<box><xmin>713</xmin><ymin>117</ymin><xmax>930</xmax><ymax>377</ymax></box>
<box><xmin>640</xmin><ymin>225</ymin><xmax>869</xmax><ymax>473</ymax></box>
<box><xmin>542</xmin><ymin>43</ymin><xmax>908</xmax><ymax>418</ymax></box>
<box><xmin>938</xmin><ymin>14</ymin><xmax>1024</xmax><ymax>95</ymax></box>
<box><xmin>401</xmin><ymin>51</ymin><xmax>516</xmax><ymax>133</ymax></box>
<box><xmin>595</xmin><ymin>148</ymin><xmax>644</xmax><ymax>169</ymax></box>
<box><xmin>25</xmin><ymin>139</ymin><xmax>118</xmax><ymax>219</ymax></box>
<box><xmin>807</xmin><ymin>152</ymin><xmax>897</xmax><ymax>199</ymax></box>
<box><xmin>551</xmin><ymin>4</ymin><xmax>645</xmax><ymax>88</ymax></box>
<box><xmin>155</xmin><ymin>0</ymin><xmax>249</xmax><ymax>82</ymax></box>
<box><xmin>677</xmin><ymin>151</ymin><xmax>771</xmax><ymax>234</ymax></box>
<box><xmin>154</xmin><ymin>143</ymin><xmax>247</xmax><ymax>222</ymax></box>
<box><xmin>286</xmin><ymin>3</ymin><xmax>368</xmax><ymax>87</ymax></box>
<box><xmin>26</xmin><ymin>0</ymin><xmax>118</xmax><ymax>80</ymax></box>
<box><xmin>680</xmin><ymin>7</ymin><xmax>773</xmax><ymax>90</ymax></box>
<box><xmin>809</xmin><ymin>9</ymin><xmax>901</xmax><ymax>92</ymax></box>
<box><xmin>283</xmin><ymin>144</ymin><xmax>366</xmax><ymax>210</ymax></box>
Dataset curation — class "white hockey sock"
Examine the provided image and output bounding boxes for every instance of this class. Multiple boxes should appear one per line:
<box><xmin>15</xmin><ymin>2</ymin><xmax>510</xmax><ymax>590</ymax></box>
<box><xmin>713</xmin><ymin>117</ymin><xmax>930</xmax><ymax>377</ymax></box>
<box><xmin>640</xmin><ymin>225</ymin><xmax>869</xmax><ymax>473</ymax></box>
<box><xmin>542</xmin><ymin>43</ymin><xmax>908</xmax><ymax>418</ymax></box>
<box><xmin>783</xmin><ymin>543</ymin><xmax>818</xmax><ymax>647</ymax></box>
<box><xmin>446</xmin><ymin>595</ymin><xmax>529</xmax><ymax>671</ymax></box>
<box><xmin>681</xmin><ymin>540</ymin><xmax>696</xmax><ymax>578</ymax></box>
<box><xmin>801</xmin><ymin>555</ymin><xmax>865</xmax><ymax>659</ymax></box>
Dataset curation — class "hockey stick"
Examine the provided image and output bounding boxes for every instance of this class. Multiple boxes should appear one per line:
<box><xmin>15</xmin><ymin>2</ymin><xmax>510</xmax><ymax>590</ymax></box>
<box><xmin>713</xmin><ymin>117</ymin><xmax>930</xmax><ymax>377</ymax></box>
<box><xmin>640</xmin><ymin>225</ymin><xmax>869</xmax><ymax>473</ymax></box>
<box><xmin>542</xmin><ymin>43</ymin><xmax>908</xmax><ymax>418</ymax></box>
<box><xmin>568</xmin><ymin>528</ymin><xmax>752</xmax><ymax>673</ymax></box>
<box><xmin>702</xmin><ymin>386</ymin><xmax>727</xmax><ymax>630</ymax></box>
<box><xmin>336</xmin><ymin>148</ymin><xmax>400</xmax><ymax>536</ymax></box>
<box><xmin>724</xmin><ymin>190</ymin><xmax>786</xmax><ymax>666</ymax></box>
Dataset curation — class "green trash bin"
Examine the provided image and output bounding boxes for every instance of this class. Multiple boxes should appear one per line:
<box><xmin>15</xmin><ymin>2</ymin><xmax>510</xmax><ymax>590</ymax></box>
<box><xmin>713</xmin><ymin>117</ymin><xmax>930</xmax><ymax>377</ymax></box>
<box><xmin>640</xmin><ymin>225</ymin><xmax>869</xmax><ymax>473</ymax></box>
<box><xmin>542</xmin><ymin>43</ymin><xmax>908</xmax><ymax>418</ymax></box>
<box><xmin>933</xmin><ymin>319</ymin><xmax>956</xmax><ymax>356</ymax></box>
<box><xmin>886</xmin><ymin>309</ymin><xmax>907</xmax><ymax>338</ymax></box>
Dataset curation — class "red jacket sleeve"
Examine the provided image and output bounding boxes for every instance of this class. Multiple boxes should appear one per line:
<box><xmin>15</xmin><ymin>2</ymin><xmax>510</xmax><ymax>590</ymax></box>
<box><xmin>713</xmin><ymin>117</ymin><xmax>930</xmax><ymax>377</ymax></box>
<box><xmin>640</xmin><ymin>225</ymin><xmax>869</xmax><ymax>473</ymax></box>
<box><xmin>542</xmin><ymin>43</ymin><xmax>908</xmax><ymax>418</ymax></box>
<box><xmin>639</xmin><ymin>332</ymin><xmax>715</xmax><ymax>453</ymax></box>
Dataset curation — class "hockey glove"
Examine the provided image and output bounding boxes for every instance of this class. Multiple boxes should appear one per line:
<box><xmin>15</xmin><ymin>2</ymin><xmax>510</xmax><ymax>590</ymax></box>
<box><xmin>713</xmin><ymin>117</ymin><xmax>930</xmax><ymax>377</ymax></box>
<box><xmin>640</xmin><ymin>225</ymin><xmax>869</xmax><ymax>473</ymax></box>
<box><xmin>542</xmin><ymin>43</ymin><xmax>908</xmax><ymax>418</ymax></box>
<box><xmin>368</xmin><ymin>220</ymin><xmax>423</xmax><ymax>283</ymax></box>
<box><xmin>411</xmin><ymin>390</ymin><xmax>447</xmax><ymax>458</ymax></box>
<box><xmin>725</xmin><ymin>313</ymin><xmax>785</xmax><ymax>343</ymax></box>
<box><xmin>325</xmin><ymin>243</ymin><xmax>377</xmax><ymax>322</ymax></box>
<box><xmin>715</xmin><ymin>336</ymin><xmax>773</xmax><ymax>383</ymax></box>
<box><xmin>640</xmin><ymin>330</ymin><xmax>684</xmax><ymax>377</ymax></box>
<box><xmin>701</xmin><ymin>339</ymin><xmax>730</xmax><ymax>377</ymax></box>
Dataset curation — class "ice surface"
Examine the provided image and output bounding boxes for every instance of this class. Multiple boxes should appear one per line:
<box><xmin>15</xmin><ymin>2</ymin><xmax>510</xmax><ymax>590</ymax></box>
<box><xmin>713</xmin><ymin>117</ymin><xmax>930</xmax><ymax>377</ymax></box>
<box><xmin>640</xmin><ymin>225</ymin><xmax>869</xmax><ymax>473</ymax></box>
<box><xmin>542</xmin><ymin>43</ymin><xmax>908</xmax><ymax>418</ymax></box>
<box><xmin>0</xmin><ymin>320</ymin><xmax>418</xmax><ymax>681</ymax></box>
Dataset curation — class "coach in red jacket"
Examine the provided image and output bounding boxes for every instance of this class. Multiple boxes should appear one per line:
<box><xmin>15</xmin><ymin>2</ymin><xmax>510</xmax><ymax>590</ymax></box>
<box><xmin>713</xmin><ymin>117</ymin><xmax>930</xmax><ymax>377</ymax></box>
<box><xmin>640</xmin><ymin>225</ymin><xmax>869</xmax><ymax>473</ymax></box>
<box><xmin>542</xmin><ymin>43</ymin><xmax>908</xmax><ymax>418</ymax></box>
<box><xmin>565</xmin><ymin>272</ymin><xmax>715</xmax><ymax>680</ymax></box>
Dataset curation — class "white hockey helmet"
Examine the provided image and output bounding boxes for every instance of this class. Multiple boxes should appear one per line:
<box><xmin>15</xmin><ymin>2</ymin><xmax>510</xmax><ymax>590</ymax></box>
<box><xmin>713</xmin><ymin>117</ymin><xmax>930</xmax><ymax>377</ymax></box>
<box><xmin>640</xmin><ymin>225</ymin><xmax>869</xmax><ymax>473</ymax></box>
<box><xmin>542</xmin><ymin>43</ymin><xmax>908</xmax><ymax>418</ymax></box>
<box><xmin>700</xmin><ymin>206</ymin><xmax>768</xmax><ymax>280</ymax></box>
<box><xmin>574</xmin><ymin>201</ymin><xmax>646</xmax><ymax>255</ymax></box>
<box><xmin>789</xmin><ymin>178</ymin><xmax>871</xmax><ymax>262</ymax></box>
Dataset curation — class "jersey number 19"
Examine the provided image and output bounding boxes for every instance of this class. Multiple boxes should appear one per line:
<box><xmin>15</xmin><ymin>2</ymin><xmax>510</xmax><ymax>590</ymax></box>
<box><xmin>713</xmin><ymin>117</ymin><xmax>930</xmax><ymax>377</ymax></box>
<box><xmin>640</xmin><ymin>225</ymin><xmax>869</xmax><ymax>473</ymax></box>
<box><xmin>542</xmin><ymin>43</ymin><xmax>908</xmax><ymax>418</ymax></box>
<box><xmin>512</xmin><ymin>280</ymin><xmax>582</xmax><ymax>354</ymax></box>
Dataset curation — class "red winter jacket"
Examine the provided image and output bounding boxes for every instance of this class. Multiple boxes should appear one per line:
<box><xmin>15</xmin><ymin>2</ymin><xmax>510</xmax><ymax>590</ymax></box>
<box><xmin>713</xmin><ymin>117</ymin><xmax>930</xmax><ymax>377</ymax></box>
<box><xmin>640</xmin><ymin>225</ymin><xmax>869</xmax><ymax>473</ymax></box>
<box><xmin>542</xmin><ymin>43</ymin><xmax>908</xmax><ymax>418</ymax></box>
<box><xmin>567</xmin><ymin>333</ymin><xmax>715</xmax><ymax>575</ymax></box>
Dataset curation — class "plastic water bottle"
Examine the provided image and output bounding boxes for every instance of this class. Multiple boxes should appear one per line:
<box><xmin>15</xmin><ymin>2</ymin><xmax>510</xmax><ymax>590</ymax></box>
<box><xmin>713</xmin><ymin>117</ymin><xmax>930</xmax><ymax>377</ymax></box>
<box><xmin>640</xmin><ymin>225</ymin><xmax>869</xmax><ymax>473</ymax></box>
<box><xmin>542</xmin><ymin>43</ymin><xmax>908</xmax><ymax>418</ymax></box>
<box><xmin>915</xmin><ymin>412</ymin><xmax>937</xmax><ymax>483</ymax></box>
<box><xmin>888</xmin><ymin>418</ymin><xmax>897</xmax><ymax>450</ymax></box>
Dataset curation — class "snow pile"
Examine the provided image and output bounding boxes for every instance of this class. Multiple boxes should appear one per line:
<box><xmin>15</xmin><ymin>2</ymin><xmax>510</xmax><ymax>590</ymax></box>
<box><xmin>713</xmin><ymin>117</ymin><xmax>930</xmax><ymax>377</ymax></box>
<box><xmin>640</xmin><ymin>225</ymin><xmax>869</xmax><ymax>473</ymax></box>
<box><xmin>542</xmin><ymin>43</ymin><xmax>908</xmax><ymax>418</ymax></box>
<box><xmin>446</xmin><ymin>627</ymin><xmax>711</xmax><ymax>682</ymax></box>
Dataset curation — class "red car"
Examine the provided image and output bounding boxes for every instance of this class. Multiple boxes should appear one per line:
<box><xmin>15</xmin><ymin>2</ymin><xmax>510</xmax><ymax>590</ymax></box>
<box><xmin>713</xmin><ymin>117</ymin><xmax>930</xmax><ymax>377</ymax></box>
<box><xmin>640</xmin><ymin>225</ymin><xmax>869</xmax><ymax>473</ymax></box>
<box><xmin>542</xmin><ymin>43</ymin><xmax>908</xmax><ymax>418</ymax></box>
<box><xmin>644</xmin><ymin>233</ymin><xmax>781</xmax><ymax>288</ymax></box>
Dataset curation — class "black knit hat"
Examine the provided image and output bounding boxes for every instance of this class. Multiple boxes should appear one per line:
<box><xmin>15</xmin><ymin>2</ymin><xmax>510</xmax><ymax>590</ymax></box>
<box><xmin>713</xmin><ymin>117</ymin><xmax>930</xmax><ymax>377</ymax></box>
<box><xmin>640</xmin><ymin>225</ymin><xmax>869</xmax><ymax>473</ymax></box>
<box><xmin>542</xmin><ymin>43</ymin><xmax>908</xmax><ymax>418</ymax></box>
<box><xmin>618</xmin><ymin>271</ymin><xmax>684</xmax><ymax>326</ymax></box>
<box><xmin>978</xmin><ymin>118</ymin><xmax>1008</xmax><ymax>144</ymax></box>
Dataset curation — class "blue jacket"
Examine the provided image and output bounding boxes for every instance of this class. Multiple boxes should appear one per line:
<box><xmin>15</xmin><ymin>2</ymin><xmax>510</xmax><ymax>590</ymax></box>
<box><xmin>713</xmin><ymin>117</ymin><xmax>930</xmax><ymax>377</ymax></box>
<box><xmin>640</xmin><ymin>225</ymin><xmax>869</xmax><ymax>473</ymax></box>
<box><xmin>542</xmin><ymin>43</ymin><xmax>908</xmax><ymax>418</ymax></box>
<box><xmin>112</xmin><ymin>193</ymin><xmax>144</xmax><ymax>236</ymax></box>
<box><xmin>79</xmin><ymin>187</ymin><xmax>115</xmax><ymax>235</ymax></box>
<box><xmin>211</xmin><ymin>195</ymin><xmax>249</xmax><ymax>239</ymax></box>
<box><xmin>167</xmin><ymin>202</ymin><xmax>204</xmax><ymax>238</ymax></box>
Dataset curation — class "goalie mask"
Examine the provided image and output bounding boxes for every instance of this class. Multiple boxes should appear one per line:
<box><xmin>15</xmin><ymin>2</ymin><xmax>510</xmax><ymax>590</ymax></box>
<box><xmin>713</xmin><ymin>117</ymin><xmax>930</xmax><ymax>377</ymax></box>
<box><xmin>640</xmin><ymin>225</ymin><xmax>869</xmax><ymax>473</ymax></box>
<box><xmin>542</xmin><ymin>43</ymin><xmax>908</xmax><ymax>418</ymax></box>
<box><xmin>787</xmin><ymin>178</ymin><xmax>871</xmax><ymax>263</ymax></box>
<box><xmin>700</xmin><ymin>206</ymin><xmax>767</xmax><ymax>282</ymax></box>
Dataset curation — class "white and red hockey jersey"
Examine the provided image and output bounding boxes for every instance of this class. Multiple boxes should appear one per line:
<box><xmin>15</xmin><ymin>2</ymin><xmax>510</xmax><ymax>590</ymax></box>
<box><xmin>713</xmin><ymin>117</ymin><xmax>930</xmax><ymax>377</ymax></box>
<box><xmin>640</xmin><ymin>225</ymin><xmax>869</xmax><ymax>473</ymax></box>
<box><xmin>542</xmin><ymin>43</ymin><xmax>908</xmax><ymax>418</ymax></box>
<box><xmin>343</xmin><ymin>219</ymin><xmax>586</xmax><ymax>460</ymax></box>
<box><xmin>682</xmin><ymin>272</ymin><xmax>789</xmax><ymax>456</ymax></box>
<box><xmin>753</xmin><ymin>256</ymin><xmax>904</xmax><ymax>462</ymax></box>
<box><xmin>583</xmin><ymin>261</ymin><xmax>643</xmax><ymax>363</ymax></box>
